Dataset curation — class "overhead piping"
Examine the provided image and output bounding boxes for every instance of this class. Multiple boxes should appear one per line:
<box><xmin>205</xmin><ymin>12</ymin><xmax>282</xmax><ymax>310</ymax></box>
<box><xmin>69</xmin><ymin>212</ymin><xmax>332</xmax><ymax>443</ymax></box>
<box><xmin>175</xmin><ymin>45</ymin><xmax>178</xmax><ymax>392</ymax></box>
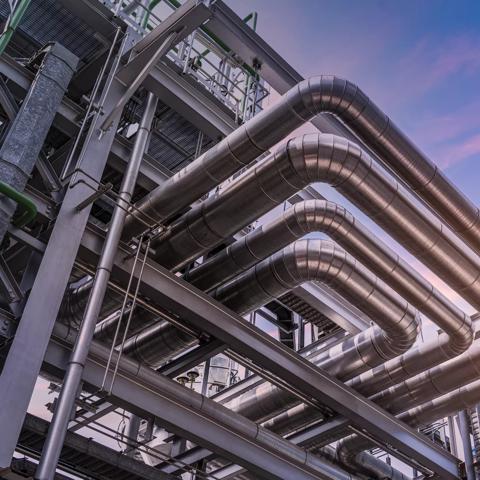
<box><xmin>337</xmin><ymin>374</ymin><xmax>480</xmax><ymax>479</ymax></box>
<box><xmin>154</xmin><ymin>134</ymin><xmax>480</xmax><ymax>314</ymax></box>
<box><xmin>123</xmin><ymin>76</ymin><xmax>480</xmax><ymax>261</ymax></box>
<box><xmin>51</xmin><ymin>322</ymin><xmax>358</xmax><ymax>480</ymax></box>
<box><xmin>213</xmin><ymin>239</ymin><xmax>418</xmax><ymax>422</ymax></box>
<box><xmin>187</xmin><ymin>199</ymin><xmax>472</xmax><ymax>358</ymax></box>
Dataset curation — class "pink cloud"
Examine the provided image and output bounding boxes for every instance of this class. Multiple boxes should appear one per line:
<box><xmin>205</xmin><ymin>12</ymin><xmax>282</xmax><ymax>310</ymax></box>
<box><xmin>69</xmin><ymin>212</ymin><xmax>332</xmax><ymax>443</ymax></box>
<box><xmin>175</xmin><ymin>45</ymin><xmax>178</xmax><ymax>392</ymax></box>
<box><xmin>432</xmin><ymin>132</ymin><xmax>480</xmax><ymax>169</ymax></box>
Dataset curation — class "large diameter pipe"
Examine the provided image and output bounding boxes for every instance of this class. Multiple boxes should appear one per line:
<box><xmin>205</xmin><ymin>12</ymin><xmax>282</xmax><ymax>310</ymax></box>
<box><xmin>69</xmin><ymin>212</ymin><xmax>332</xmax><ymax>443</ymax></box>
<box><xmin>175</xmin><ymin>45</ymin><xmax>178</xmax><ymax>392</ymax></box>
<box><xmin>267</xmin><ymin>337</ymin><xmax>480</xmax><ymax>448</ymax></box>
<box><xmin>339</xmin><ymin>377</ymin><xmax>480</xmax><ymax>478</ymax></box>
<box><xmin>216</xmin><ymin>240</ymin><xmax>419</xmax><ymax>422</ymax></box>
<box><xmin>35</xmin><ymin>93</ymin><xmax>159</xmax><ymax>480</ymax></box>
<box><xmin>124</xmin><ymin>77</ymin><xmax>480</xmax><ymax>259</ymax></box>
<box><xmin>187</xmin><ymin>199</ymin><xmax>472</xmax><ymax>358</ymax></box>
<box><xmin>155</xmin><ymin>134</ymin><xmax>480</xmax><ymax>312</ymax></box>
<box><xmin>458</xmin><ymin>410</ymin><xmax>476</xmax><ymax>480</ymax></box>
<box><xmin>0</xmin><ymin>43</ymin><xmax>78</xmax><ymax>242</ymax></box>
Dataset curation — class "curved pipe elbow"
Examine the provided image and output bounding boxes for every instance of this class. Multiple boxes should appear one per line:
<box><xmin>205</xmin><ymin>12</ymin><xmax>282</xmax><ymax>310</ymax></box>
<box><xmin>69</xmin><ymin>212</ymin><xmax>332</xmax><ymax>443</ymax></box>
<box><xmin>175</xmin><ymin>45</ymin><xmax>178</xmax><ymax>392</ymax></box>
<box><xmin>214</xmin><ymin>239</ymin><xmax>419</xmax><ymax>357</ymax></box>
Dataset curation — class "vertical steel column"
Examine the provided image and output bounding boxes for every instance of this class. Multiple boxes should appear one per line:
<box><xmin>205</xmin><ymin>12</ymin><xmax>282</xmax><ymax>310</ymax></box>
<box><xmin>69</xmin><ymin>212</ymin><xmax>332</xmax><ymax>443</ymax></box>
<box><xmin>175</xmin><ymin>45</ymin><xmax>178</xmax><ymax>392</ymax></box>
<box><xmin>0</xmin><ymin>36</ymin><xmax>130</xmax><ymax>468</ymax></box>
<box><xmin>0</xmin><ymin>43</ymin><xmax>78</xmax><ymax>243</ymax></box>
<box><xmin>35</xmin><ymin>92</ymin><xmax>158</xmax><ymax>480</ymax></box>
<box><xmin>459</xmin><ymin>410</ymin><xmax>476</xmax><ymax>480</ymax></box>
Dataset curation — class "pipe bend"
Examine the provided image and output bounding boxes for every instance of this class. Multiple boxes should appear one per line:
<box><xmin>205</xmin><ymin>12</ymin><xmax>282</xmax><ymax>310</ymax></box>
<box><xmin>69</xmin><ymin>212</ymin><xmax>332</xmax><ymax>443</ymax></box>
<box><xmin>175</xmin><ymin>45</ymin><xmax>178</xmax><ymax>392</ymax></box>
<box><xmin>214</xmin><ymin>239</ymin><xmax>418</xmax><ymax>354</ymax></box>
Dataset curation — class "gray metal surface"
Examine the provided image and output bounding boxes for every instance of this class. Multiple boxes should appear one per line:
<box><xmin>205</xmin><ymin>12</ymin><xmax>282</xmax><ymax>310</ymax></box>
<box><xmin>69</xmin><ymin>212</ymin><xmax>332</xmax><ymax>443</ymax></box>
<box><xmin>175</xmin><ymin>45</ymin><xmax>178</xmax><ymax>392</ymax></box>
<box><xmin>76</xmin><ymin>224</ymin><xmax>460</xmax><ymax>479</ymax></box>
<box><xmin>0</xmin><ymin>43</ymin><xmax>77</xmax><ymax>242</ymax></box>
<box><xmin>0</xmin><ymin>55</ymin><xmax>128</xmax><ymax>470</ymax></box>
<box><xmin>157</xmin><ymin>134</ymin><xmax>480</xmax><ymax>315</ymax></box>
<box><xmin>125</xmin><ymin>73</ymin><xmax>480</xmax><ymax>267</ymax></box>
<box><xmin>35</xmin><ymin>92</ymin><xmax>159</xmax><ymax>480</ymax></box>
<box><xmin>47</xmin><ymin>323</ymin><xmax>354</xmax><ymax>480</ymax></box>
<box><xmin>188</xmin><ymin>199</ymin><xmax>471</xmax><ymax>358</ymax></box>
<box><xmin>18</xmin><ymin>413</ymin><xmax>174</xmax><ymax>480</ymax></box>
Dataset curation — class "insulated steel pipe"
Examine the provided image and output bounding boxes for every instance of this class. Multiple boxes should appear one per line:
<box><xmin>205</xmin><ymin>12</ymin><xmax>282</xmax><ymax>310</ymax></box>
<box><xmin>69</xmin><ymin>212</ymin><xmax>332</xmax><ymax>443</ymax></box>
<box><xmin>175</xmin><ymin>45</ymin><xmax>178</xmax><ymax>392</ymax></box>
<box><xmin>187</xmin><ymin>199</ymin><xmax>472</xmax><ymax>358</ymax></box>
<box><xmin>155</xmin><ymin>134</ymin><xmax>480</xmax><ymax>313</ymax></box>
<box><xmin>124</xmin><ymin>77</ymin><xmax>480</xmax><ymax>259</ymax></box>
<box><xmin>0</xmin><ymin>43</ymin><xmax>78</xmax><ymax>243</ymax></box>
<box><xmin>35</xmin><ymin>93</ymin><xmax>159</xmax><ymax>480</ymax></box>
<box><xmin>338</xmin><ymin>377</ymin><xmax>480</xmax><ymax>478</ymax></box>
<box><xmin>216</xmin><ymin>240</ymin><xmax>419</xmax><ymax>422</ymax></box>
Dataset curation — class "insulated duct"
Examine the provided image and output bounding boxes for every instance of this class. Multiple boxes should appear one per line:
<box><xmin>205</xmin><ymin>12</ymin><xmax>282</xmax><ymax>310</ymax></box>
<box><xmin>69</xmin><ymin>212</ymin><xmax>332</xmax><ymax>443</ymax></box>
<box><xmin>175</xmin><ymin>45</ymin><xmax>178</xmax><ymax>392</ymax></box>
<box><xmin>124</xmin><ymin>77</ymin><xmax>480</xmax><ymax>261</ymax></box>
<box><xmin>337</xmin><ymin>376</ymin><xmax>480</xmax><ymax>479</ymax></box>
<box><xmin>264</xmin><ymin>338</ymin><xmax>480</xmax><ymax>449</ymax></box>
<box><xmin>187</xmin><ymin>199</ymin><xmax>472</xmax><ymax>358</ymax></box>
<box><xmin>154</xmin><ymin>134</ymin><xmax>480</xmax><ymax>314</ymax></box>
<box><xmin>215</xmin><ymin>239</ymin><xmax>419</xmax><ymax>422</ymax></box>
<box><xmin>0</xmin><ymin>43</ymin><xmax>78</xmax><ymax>242</ymax></box>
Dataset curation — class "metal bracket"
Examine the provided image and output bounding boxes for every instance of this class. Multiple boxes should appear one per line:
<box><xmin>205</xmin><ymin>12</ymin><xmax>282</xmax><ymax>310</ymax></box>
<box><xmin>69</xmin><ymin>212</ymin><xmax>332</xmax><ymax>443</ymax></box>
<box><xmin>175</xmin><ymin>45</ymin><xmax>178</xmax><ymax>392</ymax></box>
<box><xmin>0</xmin><ymin>254</ymin><xmax>23</xmax><ymax>304</ymax></box>
<box><xmin>74</xmin><ymin>182</ymin><xmax>113</xmax><ymax>212</ymax></box>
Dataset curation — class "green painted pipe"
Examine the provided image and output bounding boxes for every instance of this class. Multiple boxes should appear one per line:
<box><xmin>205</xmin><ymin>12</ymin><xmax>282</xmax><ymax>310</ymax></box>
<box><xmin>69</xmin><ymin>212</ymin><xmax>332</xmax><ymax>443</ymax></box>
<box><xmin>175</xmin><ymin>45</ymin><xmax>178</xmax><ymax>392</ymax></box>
<box><xmin>0</xmin><ymin>0</ymin><xmax>32</xmax><ymax>56</ymax></box>
<box><xmin>0</xmin><ymin>181</ymin><xmax>37</xmax><ymax>227</ymax></box>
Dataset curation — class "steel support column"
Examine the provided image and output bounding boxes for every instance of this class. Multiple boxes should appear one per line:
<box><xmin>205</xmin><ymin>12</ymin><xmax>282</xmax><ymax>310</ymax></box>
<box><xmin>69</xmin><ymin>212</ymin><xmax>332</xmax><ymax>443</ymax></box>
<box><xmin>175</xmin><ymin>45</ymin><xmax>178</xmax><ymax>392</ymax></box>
<box><xmin>0</xmin><ymin>67</ymin><xmax>128</xmax><ymax>469</ymax></box>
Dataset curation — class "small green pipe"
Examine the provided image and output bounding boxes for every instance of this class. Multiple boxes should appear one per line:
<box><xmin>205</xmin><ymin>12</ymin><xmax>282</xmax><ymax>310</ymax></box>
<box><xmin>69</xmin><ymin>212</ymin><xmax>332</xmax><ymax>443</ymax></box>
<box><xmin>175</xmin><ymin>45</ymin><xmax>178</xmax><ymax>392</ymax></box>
<box><xmin>0</xmin><ymin>181</ymin><xmax>37</xmax><ymax>227</ymax></box>
<box><xmin>0</xmin><ymin>0</ymin><xmax>32</xmax><ymax>56</ymax></box>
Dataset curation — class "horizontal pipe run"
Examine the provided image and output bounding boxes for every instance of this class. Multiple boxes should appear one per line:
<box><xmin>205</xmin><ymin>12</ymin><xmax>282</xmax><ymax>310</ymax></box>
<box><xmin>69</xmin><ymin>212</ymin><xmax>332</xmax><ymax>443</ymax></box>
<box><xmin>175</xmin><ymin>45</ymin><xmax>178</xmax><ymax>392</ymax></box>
<box><xmin>215</xmin><ymin>239</ymin><xmax>418</xmax><ymax>422</ymax></box>
<box><xmin>155</xmin><ymin>134</ymin><xmax>480</xmax><ymax>314</ymax></box>
<box><xmin>124</xmin><ymin>76</ymin><xmax>480</xmax><ymax>261</ymax></box>
<box><xmin>50</xmin><ymin>322</ymin><xmax>356</xmax><ymax>480</ymax></box>
<box><xmin>187</xmin><ymin>199</ymin><xmax>472</xmax><ymax>358</ymax></box>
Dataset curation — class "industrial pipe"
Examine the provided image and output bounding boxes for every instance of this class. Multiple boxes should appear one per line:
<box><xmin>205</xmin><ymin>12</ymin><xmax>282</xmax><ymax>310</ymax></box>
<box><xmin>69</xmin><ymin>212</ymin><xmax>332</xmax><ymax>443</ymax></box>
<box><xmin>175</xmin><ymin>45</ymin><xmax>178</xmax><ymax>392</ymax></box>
<box><xmin>124</xmin><ymin>77</ymin><xmax>480</xmax><ymax>262</ymax></box>
<box><xmin>186</xmin><ymin>199</ymin><xmax>472</xmax><ymax>358</ymax></box>
<box><xmin>154</xmin><ymin>134</ymin><xmax>480</xmax><ymax>314</ymax></box>
<box><xmin>338</xmin><ymin>377</ymin><xmax>480</xmax><ymax>479</ymax></box>
<box><xmin>35</xmin><ymin>93</ymin><xmax>159</xmax><ymax>480</ymax></box>
<box><xmin>0</xmin><ymin>42</ymin><xmax>77</xmax><ymax>243</ymax></box>
<box><xmin>215</xmin><ymin>239</ymin><xmax>419</xmax><ymax>422</ymax></box>
<box><xmin>51</xmin><ymin>322</ymin><xmax>357</xmax><ymax>480</ymax></box>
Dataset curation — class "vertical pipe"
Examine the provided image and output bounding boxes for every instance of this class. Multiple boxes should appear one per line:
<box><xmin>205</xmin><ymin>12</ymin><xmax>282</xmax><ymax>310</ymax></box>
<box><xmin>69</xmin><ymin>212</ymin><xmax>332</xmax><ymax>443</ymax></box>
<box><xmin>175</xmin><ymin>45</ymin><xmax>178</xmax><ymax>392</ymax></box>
<box><xmin>0</xmin><ymin>43</ymin><xmax>77</xmax><ymax>243</ymax></box>
<box><xmin>125</xmin><ymin>414</ymin><xmax>141</xmax><ymax>457</ymax></box>
<box><xmin>34</xmin><ymin>92</ymin><xmax>158</xmax><ymax>480</ymax></box>
<box><xmin>459</xmin><ymin>410</ymin><xmax>476</xmax><ymax>480</ymax></box>
<box><xmin>448</xmin><ymin>416</ymin><xmax>458</xmax><ymax>457</ymax></box>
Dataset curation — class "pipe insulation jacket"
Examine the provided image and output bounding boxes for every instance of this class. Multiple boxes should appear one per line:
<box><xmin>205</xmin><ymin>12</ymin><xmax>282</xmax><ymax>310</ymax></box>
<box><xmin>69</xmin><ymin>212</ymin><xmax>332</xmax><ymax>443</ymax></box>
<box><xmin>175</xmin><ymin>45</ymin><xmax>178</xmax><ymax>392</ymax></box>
<box><xmin>187</xmin><ymin>199</ymin><xmax>472</xmax><ymax>358</ymax></box>
<box><xmin>0</xmin><ymin>43</ymin><xmax>78</xmax><ymax>243</ymax></box>
<box><xmin>155</xmin><ymin>134</ymin><xmax>480</xmax><ymax>314</ymax></box>
<box><xmin>124</xmin><ymin>76</ymin><xmax>480</xmax><ymax>260</ymax></box>
<box><xmin>337</xmin><ymin>376</ymin><xmax>480</xmax><ymax>478</ymax></box>
<box><xmin>51</xmin><ymin>322</ymin><xmax>357</xmax><ymax>480</ymax></box>
<box><xmin>214</xmin><ymin>239</ymin><xmax>419</xmax><ymax>422</ymax></box>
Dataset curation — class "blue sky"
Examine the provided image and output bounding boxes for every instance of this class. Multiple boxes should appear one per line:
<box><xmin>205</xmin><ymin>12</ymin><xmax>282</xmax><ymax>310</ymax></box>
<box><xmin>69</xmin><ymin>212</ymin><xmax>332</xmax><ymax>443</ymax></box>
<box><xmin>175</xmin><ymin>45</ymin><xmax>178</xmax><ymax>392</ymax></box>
<box><xmin>226</xmin><ymin>0</ymin><xmax>480</xmax><ymax>205</ymax></box>
<box><xmin>225</xmin><ymin>0</ymin><xmax>480</xmax><ymax>314</ymax></box>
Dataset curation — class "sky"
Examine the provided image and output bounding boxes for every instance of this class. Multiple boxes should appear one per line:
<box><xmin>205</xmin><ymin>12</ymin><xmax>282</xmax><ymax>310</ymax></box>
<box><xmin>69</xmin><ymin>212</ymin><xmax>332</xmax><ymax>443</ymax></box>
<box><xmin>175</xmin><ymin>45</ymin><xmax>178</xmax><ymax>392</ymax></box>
<box><xmin>225</xmin><ymin>0</ymin><xmax>480</xmax><ymax>316</ymax></box>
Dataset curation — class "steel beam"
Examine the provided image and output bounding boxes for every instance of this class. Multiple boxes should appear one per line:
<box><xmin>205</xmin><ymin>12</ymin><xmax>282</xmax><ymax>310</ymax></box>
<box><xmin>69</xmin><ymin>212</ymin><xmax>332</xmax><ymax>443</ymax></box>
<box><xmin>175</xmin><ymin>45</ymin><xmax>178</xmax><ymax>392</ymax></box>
<box><xmin>44</xmin><ymin>327</ymin><xmax>335</xmax><ymax>480</ymax></box>
<box><xmin>0</xmin><ymin>69</ymin><xmax>129</xmax><ymax>468</ymax></box>
<box><xmin>76</xmin><ymin>225</ymin><xmax>461</xmax><ymax>479</ymax></box>
<box><xmin>144</xmin><ymin>58</ymin><xmax>237</xmax><ymax>138</ymax></box>
<box><xmin>20</xmin><ymin>413</ymin><xmax>173</xmax><ymax>480</ymax></box>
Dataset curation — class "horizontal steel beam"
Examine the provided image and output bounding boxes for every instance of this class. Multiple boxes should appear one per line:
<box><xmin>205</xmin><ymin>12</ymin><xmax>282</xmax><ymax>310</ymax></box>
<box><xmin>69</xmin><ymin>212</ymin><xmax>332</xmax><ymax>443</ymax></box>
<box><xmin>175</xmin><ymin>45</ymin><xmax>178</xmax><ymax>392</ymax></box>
<box><xmin>76</xmin><ymin>224</ymin><xmax>460</xmax><ymax>479</ymax></box>
<box><xmin>45</xmin><ymin>325</ymin><xmax>332</xmax><ymax>480</ymax></box>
